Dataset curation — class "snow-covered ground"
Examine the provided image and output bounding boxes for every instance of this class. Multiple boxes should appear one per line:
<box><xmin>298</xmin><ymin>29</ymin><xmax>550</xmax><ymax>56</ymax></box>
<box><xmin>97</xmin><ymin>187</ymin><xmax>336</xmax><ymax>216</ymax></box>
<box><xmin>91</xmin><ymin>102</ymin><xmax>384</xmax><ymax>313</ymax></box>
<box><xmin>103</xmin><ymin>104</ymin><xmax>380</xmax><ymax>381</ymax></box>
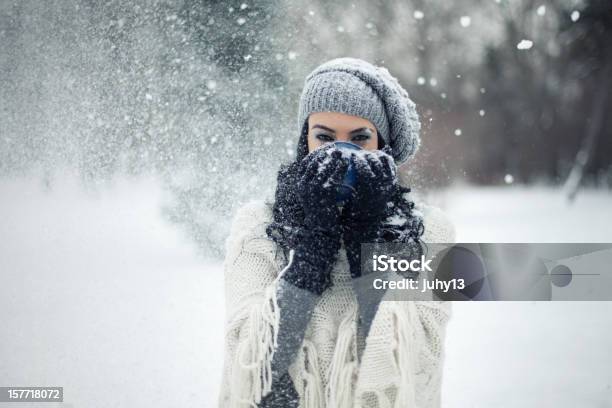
<box><xmin>1</xmin><ymin>174</ymin><xmax>610</xmax><ymax>407</ymax></box>
<box><xmin>431</xmin><ymin>183</ymin><xmax>612</xmax><ymax>243</ymax></box>
<box><xmin>0</xmin><ymin>174</ymin><xmax>224</xmax><ymax>408</ymax></box>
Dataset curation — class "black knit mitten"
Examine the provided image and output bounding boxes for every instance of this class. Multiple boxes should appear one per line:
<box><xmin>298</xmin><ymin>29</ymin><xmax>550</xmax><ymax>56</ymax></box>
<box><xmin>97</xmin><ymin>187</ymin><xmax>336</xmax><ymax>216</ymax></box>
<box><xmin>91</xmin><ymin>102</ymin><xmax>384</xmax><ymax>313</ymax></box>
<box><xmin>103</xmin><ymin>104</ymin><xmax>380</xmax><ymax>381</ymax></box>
<box><xmin>339</xmin><ymin>148</ymin><xmax>419</xmax><ymax>361</ymax></box>
<box><xmin>263</xmin><ymin>145</ymin><xmax>349</xmax><ymax>395</ymax></box>
<box><xmin>257</xmin><ymin>372</ymin><xmax>300</xmax><ymax>408</ymax></box>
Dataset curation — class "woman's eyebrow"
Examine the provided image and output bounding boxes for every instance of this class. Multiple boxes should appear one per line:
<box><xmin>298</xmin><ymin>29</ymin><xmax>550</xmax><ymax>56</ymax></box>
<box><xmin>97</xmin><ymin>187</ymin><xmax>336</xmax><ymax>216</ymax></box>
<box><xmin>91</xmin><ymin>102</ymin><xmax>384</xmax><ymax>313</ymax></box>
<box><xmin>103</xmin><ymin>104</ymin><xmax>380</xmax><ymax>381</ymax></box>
<box><xmin>311</xmin><ymin>124</ymin><xmax>335</xmax><ymax>132</ymax></box>
<box><xmin>311</xmin><ymin>124</ymin><xmax>374</xmax><ymax>134</ymax></box>
<box><xmin>349</xmin><ymin>127</ymin><xmax>374</xmax><ymax>134</ymax></box>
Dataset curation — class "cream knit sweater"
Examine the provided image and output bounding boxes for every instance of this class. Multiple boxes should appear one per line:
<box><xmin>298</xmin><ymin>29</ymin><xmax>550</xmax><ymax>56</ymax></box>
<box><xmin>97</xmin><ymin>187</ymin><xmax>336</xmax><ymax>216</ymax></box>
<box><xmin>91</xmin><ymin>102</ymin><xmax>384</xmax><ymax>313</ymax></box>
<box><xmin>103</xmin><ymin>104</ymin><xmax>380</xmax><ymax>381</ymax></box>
<box><xmin>218</xmin><ymin>199</ymin><xmax>455</xmax><ymax>408</ymax></box>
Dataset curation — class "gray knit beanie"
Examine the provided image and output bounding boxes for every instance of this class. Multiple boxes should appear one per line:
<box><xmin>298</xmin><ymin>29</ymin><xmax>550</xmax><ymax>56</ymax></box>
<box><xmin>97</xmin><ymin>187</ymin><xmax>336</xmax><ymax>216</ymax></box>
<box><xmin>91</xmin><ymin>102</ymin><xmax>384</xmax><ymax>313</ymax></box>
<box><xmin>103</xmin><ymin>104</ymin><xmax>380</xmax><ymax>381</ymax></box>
<box><xmin>296</xmin><ymin>57</ymin><xmax>421</xmax><ymax>165</ymax></box>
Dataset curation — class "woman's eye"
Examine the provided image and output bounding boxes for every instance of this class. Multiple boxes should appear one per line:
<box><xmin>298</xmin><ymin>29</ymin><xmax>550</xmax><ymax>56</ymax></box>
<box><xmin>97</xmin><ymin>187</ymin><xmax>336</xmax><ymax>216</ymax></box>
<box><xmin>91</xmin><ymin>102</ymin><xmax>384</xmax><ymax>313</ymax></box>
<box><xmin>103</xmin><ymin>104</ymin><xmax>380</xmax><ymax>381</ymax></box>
<box><xmin>315</xmin><ymin>133</ymin><xmax>335</xmax><ymax>142</ymax></box>
<box><xmin>351</xmin><ymin>134</ymin><xmax>371</xmax><ymax>142</ymax></box>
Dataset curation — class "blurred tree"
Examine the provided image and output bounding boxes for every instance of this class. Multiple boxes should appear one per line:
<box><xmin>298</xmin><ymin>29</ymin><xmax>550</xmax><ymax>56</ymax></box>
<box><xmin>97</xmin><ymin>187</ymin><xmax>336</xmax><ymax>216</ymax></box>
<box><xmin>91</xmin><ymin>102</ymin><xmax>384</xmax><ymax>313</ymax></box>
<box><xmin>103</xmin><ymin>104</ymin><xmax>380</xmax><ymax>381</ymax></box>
<box><xmin>562</xmin><ymin>0</ymin><xmax>612</xmax><ymax>200</ymax></box>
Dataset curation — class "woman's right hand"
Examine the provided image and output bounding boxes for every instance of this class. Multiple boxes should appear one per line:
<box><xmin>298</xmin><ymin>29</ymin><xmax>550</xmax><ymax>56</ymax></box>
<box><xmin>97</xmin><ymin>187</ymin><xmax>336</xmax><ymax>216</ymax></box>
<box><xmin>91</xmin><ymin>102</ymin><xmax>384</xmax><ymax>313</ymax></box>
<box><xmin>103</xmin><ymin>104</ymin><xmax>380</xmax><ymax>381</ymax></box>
<box><xmin>296</xmin><ymin>144</ymin><xmax>349</xmax><ymax>232</ymax></box>
<box><xmin>279</xmin><ymin>144</ymin><xmax>349</xmax><ymax>296</ymax></box>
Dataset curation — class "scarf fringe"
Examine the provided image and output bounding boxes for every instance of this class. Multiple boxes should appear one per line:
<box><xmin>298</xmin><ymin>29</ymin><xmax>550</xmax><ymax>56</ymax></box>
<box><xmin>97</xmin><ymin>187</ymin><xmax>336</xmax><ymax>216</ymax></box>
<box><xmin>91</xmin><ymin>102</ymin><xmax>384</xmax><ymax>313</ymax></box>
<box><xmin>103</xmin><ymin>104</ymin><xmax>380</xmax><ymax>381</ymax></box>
<box><xmin>326</xmin><ymin>305</ymin><xmax>359</xmax><ymax>408</ymax></box>
<box><xmin>228</xmin><ymin>249</ymin><xmax>295</xmax><ymax>407</ymax></box>
<box><xmin>299</xmin><ymin>339</ymin><xmax>325</xmax><ymax>408</ymax></box>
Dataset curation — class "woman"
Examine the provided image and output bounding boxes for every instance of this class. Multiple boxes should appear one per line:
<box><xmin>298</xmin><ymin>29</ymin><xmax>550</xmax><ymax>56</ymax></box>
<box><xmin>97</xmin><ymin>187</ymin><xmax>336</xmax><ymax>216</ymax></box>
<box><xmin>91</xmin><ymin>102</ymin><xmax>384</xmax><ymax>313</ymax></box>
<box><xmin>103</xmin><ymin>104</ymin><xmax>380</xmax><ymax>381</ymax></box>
<box><xmin>218</xmin><ymin>57</ymin><xmax>455</xmax><ymax>408</ymax></box>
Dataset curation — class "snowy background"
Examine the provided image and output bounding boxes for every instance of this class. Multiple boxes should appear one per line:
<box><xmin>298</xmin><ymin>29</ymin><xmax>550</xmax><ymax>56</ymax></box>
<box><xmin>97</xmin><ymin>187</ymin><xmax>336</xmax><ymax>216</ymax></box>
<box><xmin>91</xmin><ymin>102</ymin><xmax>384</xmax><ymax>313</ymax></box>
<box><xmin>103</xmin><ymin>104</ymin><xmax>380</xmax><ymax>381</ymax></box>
<box><xmin>1</xmin><ymin>0</ymin><xmax>612</xmax><ymax>407</ymax></box>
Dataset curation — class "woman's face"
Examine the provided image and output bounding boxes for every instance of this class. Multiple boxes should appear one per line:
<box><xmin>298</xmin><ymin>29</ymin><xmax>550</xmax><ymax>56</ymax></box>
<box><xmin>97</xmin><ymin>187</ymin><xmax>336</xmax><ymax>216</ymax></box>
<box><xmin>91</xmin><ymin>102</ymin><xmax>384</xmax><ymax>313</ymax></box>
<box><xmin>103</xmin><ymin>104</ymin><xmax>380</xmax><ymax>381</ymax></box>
<box><xmin>307</xmin><ymin>111</ymin><xmax>379</xmax><ymax>152</ymax></box>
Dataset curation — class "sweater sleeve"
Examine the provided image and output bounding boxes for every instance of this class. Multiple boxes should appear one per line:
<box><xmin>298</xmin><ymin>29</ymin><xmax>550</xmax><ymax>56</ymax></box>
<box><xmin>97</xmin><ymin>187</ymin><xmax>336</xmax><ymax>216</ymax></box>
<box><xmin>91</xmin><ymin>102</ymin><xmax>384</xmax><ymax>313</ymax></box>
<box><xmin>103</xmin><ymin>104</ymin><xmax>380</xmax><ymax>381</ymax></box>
<box><xmin>218</xmin><ymin>200</ymin><xmax>318</xmax><ymax>408</ymax></box>
<box><xmin>217</xmin><ymin>200</ymin><xmax>281</xmax><ymax>407</ymax></box>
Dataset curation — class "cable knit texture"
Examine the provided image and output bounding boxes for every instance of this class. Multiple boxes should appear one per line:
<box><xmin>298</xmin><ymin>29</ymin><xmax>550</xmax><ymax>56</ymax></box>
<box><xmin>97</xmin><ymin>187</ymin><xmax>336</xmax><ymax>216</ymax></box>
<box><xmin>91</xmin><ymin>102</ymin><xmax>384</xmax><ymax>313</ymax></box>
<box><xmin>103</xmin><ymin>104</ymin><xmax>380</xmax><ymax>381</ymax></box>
<box><xmin>219</xmin><ymin>199</ymin><xmax>455</xmax><ymax>408</ymax></box>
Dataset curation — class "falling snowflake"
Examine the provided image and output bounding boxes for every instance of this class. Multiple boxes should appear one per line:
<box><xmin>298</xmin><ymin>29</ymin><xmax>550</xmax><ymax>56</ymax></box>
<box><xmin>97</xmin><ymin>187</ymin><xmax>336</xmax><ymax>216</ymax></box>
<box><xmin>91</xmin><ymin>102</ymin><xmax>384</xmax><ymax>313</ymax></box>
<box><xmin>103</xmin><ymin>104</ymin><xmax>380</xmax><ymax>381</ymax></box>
<box><xmin>413</xmin><ymin>10</ymin><xmax>424</xmax><ymax>20</ymax></box>
<box><xmin>517</xmin><ymin>39</ymin><xmax>533</xmax><ymax>50</ymax></box>
<box><xmin>504</xmin><ymin>174</ymin><xmax>514</xmax><ymax>184</ymax></box>
<box><xmin>479</xmin><ymin>109</ymin><xmax>485</xmax><ymax>117</ymax></box>
<box><xmin>417</xmin><ymin>76</ymin><xmax>426</xmax><ymax>85</ymax></box>
<box><xmin>460</xmin><ymin>16</ymin><xmax>471</xmax><ymax>28</ymax></box>
<box><xmin>454</xmin><ymin>129</ymin><xmax>462</xmax><ymax>136</ymax></box>
<box><xmin>571</xmin><ymin>10</ymin><xmax>580</xmax><ymax>22</ymax></box>
<box><xmin>536</xmin><ymin>5</ymin><xmax>546</xmax><ymax>16</ymax></box>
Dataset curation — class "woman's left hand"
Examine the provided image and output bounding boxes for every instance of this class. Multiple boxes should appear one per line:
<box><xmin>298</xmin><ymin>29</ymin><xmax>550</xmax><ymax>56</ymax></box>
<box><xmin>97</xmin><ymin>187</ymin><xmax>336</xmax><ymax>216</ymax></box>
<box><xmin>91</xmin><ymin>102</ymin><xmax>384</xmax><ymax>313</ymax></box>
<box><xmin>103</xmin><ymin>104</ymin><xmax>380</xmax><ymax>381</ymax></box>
<box><xmin>342</xmin><ymin>146</ymin><xmax>398</xmax><ymax>227</ymax></box>
<box><xmin>340</xmin><ymin>146</ymin><xmax>399</xmax><ymax>279</ymax></box>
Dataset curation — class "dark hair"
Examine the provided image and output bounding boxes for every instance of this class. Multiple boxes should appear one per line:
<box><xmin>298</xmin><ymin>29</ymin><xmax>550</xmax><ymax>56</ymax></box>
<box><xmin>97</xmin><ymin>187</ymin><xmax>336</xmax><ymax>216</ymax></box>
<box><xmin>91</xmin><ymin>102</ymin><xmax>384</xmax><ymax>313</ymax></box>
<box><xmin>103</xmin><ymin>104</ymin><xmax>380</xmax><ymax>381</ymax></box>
<box><xmin>377</xmin><ymin>134</ymin><xmax>387</xmax><ymax>149</ymax></box>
